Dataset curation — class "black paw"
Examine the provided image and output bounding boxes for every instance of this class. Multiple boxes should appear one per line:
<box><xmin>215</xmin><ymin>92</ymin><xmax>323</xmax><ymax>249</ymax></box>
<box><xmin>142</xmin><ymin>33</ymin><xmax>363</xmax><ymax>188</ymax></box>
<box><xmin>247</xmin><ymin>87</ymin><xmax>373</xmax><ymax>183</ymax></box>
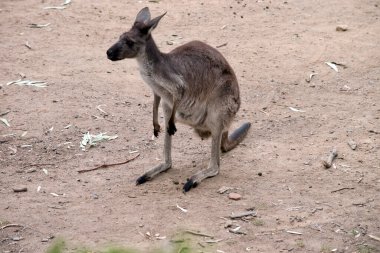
<box><xmin>183</xmin><ymin>178</ymin><xmax>198</xmax><ymax>192</ymax></box>
<box><xmin>154</xmin><ymin>128</ymin><xmax>160</xmax><ymax>137</ymax></box>
<box><xmin>136</xmin><ymin>174</ymin><xmax>150</xmax><ymax>185</ymax></box>
<box><xmin>167</xmin><ymin>122</ymin><xmax>177</xmax><ymax>136</ymax></box>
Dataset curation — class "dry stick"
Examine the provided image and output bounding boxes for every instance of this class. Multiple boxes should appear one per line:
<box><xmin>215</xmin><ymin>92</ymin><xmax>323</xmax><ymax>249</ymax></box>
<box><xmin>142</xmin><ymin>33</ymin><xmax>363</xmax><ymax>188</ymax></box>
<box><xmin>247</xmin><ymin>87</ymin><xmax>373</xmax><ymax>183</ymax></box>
<box><xmin>368</xmin><ymin>234</ymin><xmax>380</xmax><ymax>242</ymax></box>
<box><xmin>204</xmin><ymin>238</ymin><xmax>224</xmax><ymax>243</ymax></box>
<box><xmin>22</xmin><ymin>163</ymin><xmax>55</xmax><ymax>169</ymax></box>
<box><xmin>286</xmin><ymin>230</ymin><xmax>303</xmax><ymax>235</ymax></box>
<box><xmin>185</xmin><ymin>230</ymin><xmax>214</xmax><ymax>238</ymax></box>
<box><xmin>0</xmin><ymin>224</ymin><xmax>24</xmax><ymax>230</ymax></box>
<box><xmin>331</xmin><ymin>187</ymin><xmax>355</xmax><ymax>193</ymax></box>
<box><xmin>0</xmin><ymin>110</ymin><xmax>11</xmax><ymax>117</ymax></box>
<box><xmin>216</xmin><ymin>42</ymin><xmax>228</xmax><ymax>48</ymax></box>
<box><xmin>229</xmin><ymin>227</ymin><xmax>246</xmax><ymax>235</ymax></box>
<box><xmin>77</xmin><ymin>153</ymin><xmax>140</xmax><ymax>173</ymax></box>
<box><xmin>229</xmin><ymin>210</ymin><xmax>257</xmax><ymax>219</ymax></box>
<box><xmin>24</xmin><ymin>41</ymin><xmax>32</xmax><ymax>50</ymax></box>
<box><xmin>322</xmin><ymin>148</ymin><xmax>338</xmax><ymax>168</ymax></box>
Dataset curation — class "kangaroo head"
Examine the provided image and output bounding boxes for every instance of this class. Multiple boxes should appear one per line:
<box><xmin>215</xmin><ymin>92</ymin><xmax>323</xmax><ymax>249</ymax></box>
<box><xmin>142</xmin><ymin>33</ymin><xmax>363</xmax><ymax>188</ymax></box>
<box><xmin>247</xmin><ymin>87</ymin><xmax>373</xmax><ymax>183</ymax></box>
<box><xmin>107</xmin><ymin>7</ymin><xmax>166</xmax><ymax>61</ymax></box>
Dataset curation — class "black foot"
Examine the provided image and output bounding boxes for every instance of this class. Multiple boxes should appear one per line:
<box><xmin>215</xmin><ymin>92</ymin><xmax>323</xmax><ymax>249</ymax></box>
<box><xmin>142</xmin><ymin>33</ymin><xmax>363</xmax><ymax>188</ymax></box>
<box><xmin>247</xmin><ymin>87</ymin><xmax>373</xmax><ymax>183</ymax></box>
<box><xmin>136</xmin><ymin>174</ymin><xmax>150</xmax><ymax>185</ymax></box>
<box><xmin>167</xmin><ymin>122</ymin><xmax>177</xmax><ymax>136</ymax></box>
<box><xmin>154</xmin><ymin>128</ymin><xmax>160</xmax><ymax>137</ymax></box>
<box><xmin>183</xmin><ymin>178</ymin><xmax>198</xmax><ymax>192</ymax></box>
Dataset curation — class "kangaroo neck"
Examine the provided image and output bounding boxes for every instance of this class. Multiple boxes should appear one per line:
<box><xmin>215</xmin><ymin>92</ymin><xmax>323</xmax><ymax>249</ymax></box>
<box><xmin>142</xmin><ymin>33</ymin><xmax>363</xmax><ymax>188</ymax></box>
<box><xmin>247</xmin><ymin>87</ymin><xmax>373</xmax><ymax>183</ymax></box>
<box><xmin>141</xmin><ymin>35</ymin><xmax>162</xmax><ymax>64</ymax></box>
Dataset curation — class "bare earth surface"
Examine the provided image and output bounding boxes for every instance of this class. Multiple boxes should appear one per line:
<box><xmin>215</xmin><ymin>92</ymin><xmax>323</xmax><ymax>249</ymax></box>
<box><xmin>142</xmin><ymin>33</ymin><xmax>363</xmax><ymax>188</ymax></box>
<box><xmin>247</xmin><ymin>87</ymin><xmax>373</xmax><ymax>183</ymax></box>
<box><xmin>1</xmin><ymin>0</ymin><xmax>379</xmax><ymax>252</ymax></box>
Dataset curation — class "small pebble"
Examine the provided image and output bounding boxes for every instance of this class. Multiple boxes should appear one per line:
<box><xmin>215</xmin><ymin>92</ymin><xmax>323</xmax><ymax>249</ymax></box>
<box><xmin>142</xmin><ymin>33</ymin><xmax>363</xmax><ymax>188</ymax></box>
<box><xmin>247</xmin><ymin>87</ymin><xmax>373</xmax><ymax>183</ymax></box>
<box><xmin>13</xmin><ymin>187</ymin><xmax>27</xmax><ymax>192</ymax></box>
<box><xmin>228</xmin><ymin>192</ymin><xmax>242</xmax><ymax>200</ymax></box>
<box><xmin>12</xmin><ymin>236</ymin><xmax>22</xmax><ymax>241</ymax></box>
<box><xmin>336</xmin><ymin>25</ymin><xmax>348</xmax><ymax>31</ymax></box>
<box><xmin>217</xmin><ymin>186</ymin><xmax>233</xmax><ymax>194</ymax></box>
<box><xmin>258</xmin><ymin>172</ymin><xmax>263</xmax><ymax>176</ymax></box>
<box><xmin>26</xmin><ymin>168</ymin><xmax>36</xmax><ymax>173</ymax></box>
<box><xmin>348</xmin><ymin>140</ymin><xmax>357</xmax><ymax>150</ymax></box>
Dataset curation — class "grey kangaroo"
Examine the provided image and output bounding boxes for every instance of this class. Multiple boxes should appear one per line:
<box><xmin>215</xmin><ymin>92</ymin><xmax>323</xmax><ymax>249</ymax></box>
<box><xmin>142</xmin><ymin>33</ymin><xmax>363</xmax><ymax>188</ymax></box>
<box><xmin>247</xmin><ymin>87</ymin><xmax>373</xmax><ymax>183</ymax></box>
<box><xmin>107</xmin><ymin>7</ymin><xmax>251</xmax><ymax>192</ymax></box>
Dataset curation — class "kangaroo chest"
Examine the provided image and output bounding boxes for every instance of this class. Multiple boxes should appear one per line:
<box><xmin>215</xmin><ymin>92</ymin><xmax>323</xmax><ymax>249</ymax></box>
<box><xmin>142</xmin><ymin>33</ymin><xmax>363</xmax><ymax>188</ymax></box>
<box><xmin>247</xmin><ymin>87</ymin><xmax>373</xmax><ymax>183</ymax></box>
<box><xmin>137</xmin><ymin>58</ymin><xmax>208</xmax><ymax>128</ymax></box>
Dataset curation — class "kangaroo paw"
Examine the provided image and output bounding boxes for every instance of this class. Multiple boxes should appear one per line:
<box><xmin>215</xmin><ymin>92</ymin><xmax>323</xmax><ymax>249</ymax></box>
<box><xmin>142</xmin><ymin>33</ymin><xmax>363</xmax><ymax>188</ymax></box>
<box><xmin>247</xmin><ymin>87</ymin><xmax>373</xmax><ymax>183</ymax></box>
<box><xmin>154</xmin><ymin>128</ymin><xmax>160</xmax><ymax>137</ymax></box>
<box><xmin>153</xmin><ymin>124</ymin><xmax>161</xmax><ymax>137</ymax></box>
<box><xmin>183</xmin><ymin>178</ymin><xmax>198</xmax><ymax>193</ymax></box>
<box><xmin>167</xmin><ymin>122</ymin><xmax>177</xmax><ymax>136</ymax></box>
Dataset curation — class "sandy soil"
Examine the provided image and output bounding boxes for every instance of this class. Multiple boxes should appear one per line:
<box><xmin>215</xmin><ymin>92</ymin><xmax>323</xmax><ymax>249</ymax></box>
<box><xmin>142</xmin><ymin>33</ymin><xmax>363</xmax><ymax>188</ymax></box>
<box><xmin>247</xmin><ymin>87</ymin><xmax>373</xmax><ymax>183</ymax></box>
<box><xmin>1</xmin><ymin>0</ymin><xmax>379</xmax><ymax>252</ymax></box>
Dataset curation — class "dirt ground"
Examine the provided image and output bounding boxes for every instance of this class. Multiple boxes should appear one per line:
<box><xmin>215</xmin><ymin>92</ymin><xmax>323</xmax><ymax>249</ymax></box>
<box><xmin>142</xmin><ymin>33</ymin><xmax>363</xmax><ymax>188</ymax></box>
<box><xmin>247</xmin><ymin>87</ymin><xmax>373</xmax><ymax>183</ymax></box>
<box><xmin>1</xmin><ymin>0</ymin><xmax>379</xmax><ymax>252</ymax></box>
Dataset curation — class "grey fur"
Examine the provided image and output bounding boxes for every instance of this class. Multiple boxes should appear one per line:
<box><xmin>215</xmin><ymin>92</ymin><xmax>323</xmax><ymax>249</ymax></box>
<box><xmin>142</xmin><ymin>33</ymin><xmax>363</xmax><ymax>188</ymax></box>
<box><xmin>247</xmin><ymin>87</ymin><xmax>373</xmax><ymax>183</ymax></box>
<box><xmin>107</xmin><ymin>7</ymin><xmax>251</xmax><ymax>192</ymax></box>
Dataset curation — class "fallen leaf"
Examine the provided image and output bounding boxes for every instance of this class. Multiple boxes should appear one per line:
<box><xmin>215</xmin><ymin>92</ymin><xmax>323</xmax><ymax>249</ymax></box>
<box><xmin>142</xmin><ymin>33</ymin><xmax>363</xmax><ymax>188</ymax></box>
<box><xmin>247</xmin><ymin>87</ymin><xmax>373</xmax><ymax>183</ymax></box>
<box><xmin>7</xmin><ymin>79</ymin><xmax>47</xmax><ymax>87</ymax></box>
<box><xmin>217</xmin><ymin>186</ymin><xmax>233</xmax><ymax>194</ymax></box>
<box><xmin>62</xmin><ymin>0</ymin><xmax>72</xmax><ymax>5</ymax></box>
<box><xmin>96</xmin><ymin>104</ymin><xmax>108</xmax><ymax>115</ymax></box>
<box><xmin>29</xmin><ymin>23</ymin><xmax>51</xmax><ymax>28</ymax></box>
<box><xmin>286</xmin><ymin>230</ymin><xmax>303</xmax><ymax>235</ymax></box>
<box><xmin>176</xmin><ymin>204</ymin><xmax>188</xmax><ymax>213</ymax></box>
<box><xmin>306</xmin><ymin>73</ymin><xmax>317</xmax><ymax>83</ymax></box>
<box><xmin>325</xmin><ymin>62</ymin><xmax>339</xmax><ymax>72</ymax></box>
<box><xmin>80</xmin><ymin>132</ymin><xmax>118</xmax><ymax>151</ymax></box>
<box><xmin>0</xmin><ymin>118</ymin><xmax>10</xmax><ymax>127</ymax></box>
<box><xmin>289</xmin><ymin>107</ymin><xmax>305</xmax><ymax>112</ymax></box>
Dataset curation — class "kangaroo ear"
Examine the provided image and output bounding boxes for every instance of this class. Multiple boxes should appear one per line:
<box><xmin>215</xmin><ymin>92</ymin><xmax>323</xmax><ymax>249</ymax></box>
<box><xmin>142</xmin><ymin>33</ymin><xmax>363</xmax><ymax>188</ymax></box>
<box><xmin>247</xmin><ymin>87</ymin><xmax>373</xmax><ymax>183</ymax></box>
<box><xmin>145</xmin><ymin>12</ymin><xmax>166</xmax><ymax>34</ymax></box>
<box><xmin>135</xmin><ymin>7</ymin><xmax>151</xmax><ymax>24</ymax></box>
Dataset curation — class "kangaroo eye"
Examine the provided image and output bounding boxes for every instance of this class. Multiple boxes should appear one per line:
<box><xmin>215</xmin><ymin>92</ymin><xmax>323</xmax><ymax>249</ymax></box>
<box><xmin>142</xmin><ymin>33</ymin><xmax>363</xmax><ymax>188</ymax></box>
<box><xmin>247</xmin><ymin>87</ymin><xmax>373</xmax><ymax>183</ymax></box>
<box><xmin>126</xmin><ymin>39</ymin><xmax>134</xmax><ymax>47</ymax></box>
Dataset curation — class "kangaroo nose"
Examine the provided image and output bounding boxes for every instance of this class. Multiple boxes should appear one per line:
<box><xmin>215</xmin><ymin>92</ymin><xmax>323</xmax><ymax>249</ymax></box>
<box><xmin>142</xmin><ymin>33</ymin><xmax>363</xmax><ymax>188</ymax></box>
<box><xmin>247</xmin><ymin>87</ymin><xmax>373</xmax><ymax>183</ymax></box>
<box><xmin>106</xmin><ymin>48</ymin><xmax>113</xmax><ymax>58</ymax></box>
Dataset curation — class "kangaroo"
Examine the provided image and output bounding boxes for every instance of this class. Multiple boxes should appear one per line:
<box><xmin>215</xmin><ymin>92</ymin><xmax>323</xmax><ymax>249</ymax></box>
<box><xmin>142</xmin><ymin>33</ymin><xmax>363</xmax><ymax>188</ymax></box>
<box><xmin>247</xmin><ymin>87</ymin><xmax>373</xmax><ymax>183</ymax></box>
<box><xmin>106</xmin><ymin>7</ymin><xmax>251</xmax><ymax>192</ymax></box>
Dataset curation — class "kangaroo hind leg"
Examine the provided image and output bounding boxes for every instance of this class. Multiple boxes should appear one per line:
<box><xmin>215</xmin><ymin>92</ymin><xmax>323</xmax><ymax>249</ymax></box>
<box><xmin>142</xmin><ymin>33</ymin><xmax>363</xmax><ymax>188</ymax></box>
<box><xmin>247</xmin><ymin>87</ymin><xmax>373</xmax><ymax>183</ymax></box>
<box><xmin>183</xmin><ymin>128</ymin><xmax>223</xmax><ymax>192</ymax></box>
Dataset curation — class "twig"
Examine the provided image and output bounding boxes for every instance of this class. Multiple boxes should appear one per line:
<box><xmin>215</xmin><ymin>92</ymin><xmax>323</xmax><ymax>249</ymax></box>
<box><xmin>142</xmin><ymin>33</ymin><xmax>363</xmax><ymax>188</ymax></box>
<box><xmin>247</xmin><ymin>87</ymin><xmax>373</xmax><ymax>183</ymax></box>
<box><xmin>0</xmin><ymin>224</ymin><xmax>24</xmax><ymax>230</ymax></box>
<box><xmin>322</xmin><ymin>148</ymin><xmax>337</xmax><ymax>168</ymax></box>
<box><xmin>259</xmin><ymin>110</ymin><xmax>269</xmax><ymax>115</ymax></box>
<box><xmin>0</xmin><ymin>110</ymin><xmax>11</xmax><ymax>117</ymax></box>
<box><xmin>24</xmin><ymin>41</ymin><xmax>32</xmax><ymax>49</ymax></box>
<box><xmin>22</xmin><ymin>163</ymin><xmax>55</xmax><ymax>169</ymax></box>
<box><xmin>176</xmin><ymin>204</ymin><xmax>188</xmax><ymax>213</ymax></box>
<box><xmin>228</xmin><ymin>227</ymin><xmax>246</xmax><ymax>235</ymax></box>
<box><xmin>331</xmin><ymin>187</ymin><xmax>355</xmax><ymax>193</ymax></box>
<box><xmin>185</xmin><ymin>230</ymin><xmax>214</xmax><ymax>238</ymax></box>
<box><xmin>204</xmin><ymin>238</ymin><xmax>224</xmax><ymax>243</ymax></box>
<box><xmin>77</xmin><ymin>153</ymin><xmax>140</xmax><ymax>173</ymax></box>
<box><xmin>306</xmin><ymin>73</ymin><xmax>317</xmax><ymax>83</ymax></box>
<box><xmin>368</xmin><ymin>234</ymin><xmax>380</xmax><ymax>242</ymax></box>
<box><xmin>96</xmin><ymin>104</ymin><xmax>108</xmax><ymax>115</ymax></box>
<box><xmin>48</xmin><ymin>205</ymin><xmax>65</xmax><ymax>209</ymax></box>
<box><xmin>286</xmin><ymin>230</ymin><xmax>303</xmax><ymax>235</ymax></box>
<box><xmin>216</xmin><ymin>42</ymin><xmax>228</xmax><ymax>48</ymax></box>
<box><xmin>229</xmin><ymin>210</ymin><xmax>257</xmax><ymax>219</ymax></box>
